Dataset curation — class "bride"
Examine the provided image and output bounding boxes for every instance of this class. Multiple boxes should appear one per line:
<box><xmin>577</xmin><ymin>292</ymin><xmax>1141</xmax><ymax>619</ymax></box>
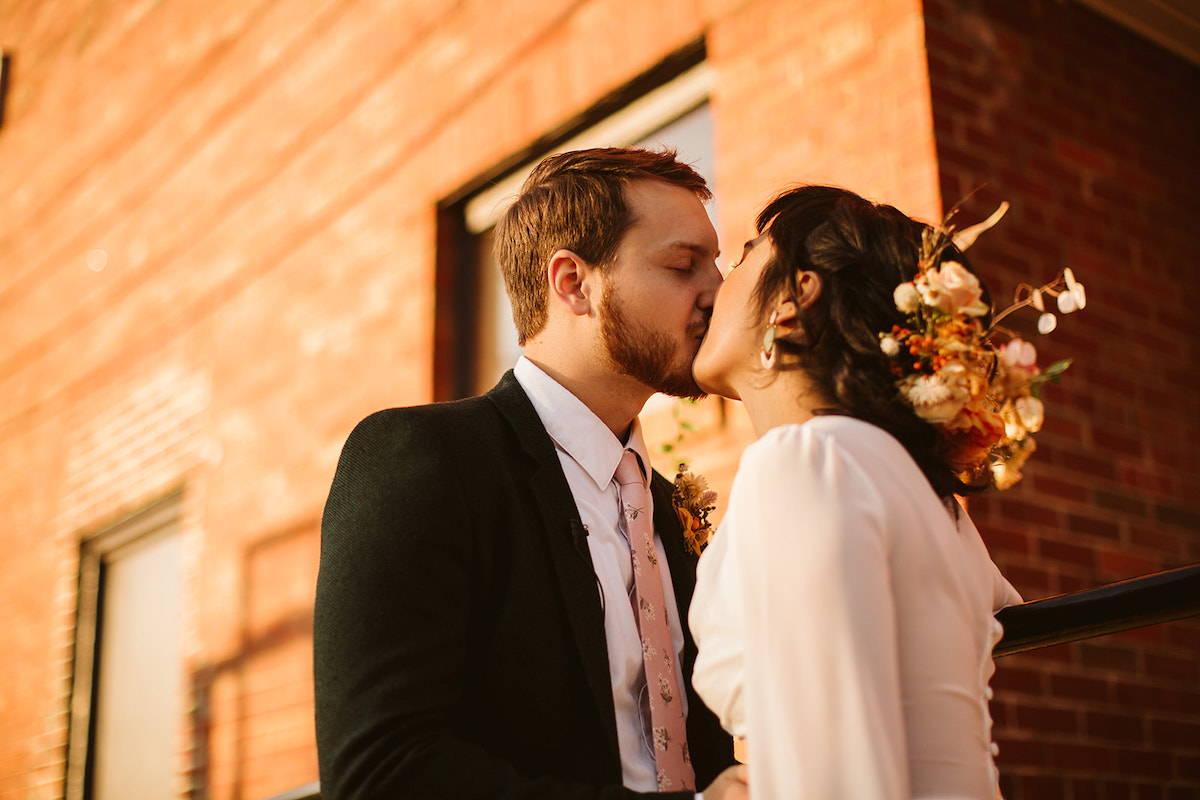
<box><xmin>689</xmin><ymin>185</ymin><xmax>1024</xmax><ymax>798</ymax></box>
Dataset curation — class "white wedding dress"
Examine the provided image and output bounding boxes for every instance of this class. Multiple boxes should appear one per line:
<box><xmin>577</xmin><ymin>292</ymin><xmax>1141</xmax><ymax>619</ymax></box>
<box><xmin>690</xmin><ymin>416</ymin><xmax>1022</xmax><ymax>799</ymax></box>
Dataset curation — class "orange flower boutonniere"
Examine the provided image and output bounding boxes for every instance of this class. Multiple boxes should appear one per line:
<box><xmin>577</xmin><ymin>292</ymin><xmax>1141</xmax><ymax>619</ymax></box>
<box><xmin>672</xmin><ymin>463</ymin><xmax>717</xmax><ymax>556</ymax></box>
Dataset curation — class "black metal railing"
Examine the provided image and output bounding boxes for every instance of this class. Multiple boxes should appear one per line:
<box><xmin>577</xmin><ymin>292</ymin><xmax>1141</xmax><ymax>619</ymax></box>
<box><xmin>260</xmin><ymin>563</ymin><xmax>1200</xmax><ymax>800</ymax></box>
<box><xmin>994</xmin><ymin>562</ymin><xmax>1200</xmax><ymax>657</ymax></box>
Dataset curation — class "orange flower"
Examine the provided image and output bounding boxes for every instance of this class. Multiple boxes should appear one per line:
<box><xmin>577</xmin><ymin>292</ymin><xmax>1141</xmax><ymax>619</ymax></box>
<box><xmin>942</xmin><ymin>403</ymin><xmax>1006</xmax><ymax>473</ymax></box>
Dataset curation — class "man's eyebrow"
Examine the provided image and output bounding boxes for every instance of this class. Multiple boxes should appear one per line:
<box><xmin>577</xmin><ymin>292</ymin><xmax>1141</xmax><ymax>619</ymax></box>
<box><xmin>659</xmin><ymin>240</ymin><xmax>719</xmax><ymax>259</ymax></box>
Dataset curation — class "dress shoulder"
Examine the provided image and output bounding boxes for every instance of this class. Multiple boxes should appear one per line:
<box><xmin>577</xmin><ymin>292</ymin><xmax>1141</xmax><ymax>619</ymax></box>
<box><xmin>737</xmin><ymin>416</ymin><xmax>919</xmax><ymax>497</ymax></box>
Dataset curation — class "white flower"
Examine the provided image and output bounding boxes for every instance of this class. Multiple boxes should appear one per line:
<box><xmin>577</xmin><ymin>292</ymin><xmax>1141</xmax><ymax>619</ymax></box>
<box><xmin>991</xmin><ymin>460</ymin><xmax>1021</xmax><ymax>491</ymax></box>
<box><xmin>999</xmin><ymin>338</ymin><xmax>1038</xmax><ymax>369</ymax></box>
<box><xmin>992</xmin><ymin>438</ymin><xmax>1037</xmax><ymax>490</ymax></box>
<box><xmin>915</xmin><ymin>273</ymin><xmax>946</xmax><ymax>312</ymax></box>
<box><xmin>1014</xmin><ymin>395</ymin><xmax>1044</xmax><ymax>433</ymax></box>
<box><xmin>880</xmin><ymin>335</ymin><xmax>900</xmax><ymax>356</ymax></box>
<box><xmin>1063</xmin><ymin>267</ymin><xmax>1086</xmax><ymax>310</ymax></box>
<box><xmin>1037</xmin><ymin>313</ymin><xmax>1057</xmax><ymax>334</ymax></box>
<box><xmin>900</xmin><ymin>372</ymin><xmax>969</xmax><ymax>423</ymax></box>
<box><xmin>894</xmin><ymin>282</ymin><xmax>921</xmax><ymax>314</ymax></box>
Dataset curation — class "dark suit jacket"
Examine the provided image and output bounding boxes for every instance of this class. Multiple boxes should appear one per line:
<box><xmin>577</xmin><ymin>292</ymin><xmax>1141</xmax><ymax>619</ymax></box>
<box><xmin>314</xmin><ymin>372</ymin><xmax>735</xmax><ymax>799</ymax></box>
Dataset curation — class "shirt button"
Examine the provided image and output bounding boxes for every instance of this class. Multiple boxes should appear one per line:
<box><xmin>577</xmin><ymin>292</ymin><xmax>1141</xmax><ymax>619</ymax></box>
<box><xmin>985</xmin><ymin>687</ymin><xmax>994</xmax><ymax>700</ymax></box>
<box><xmin>990</xmin><ymin>742</ymin><xmax>1000</xmax><ymax>756</ymax></box>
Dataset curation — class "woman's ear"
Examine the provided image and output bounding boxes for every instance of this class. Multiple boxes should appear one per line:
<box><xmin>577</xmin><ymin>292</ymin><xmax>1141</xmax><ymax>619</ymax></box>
<box><xmin>772</xmin><ymin>298</ymin><xmax>800</xmax><ymax>328</ymax></box>
<box><xmin>772</xmin><ymin>271</ymin><xmax>822</xmax><ymax>337</ymax></box>
<box><xmin>795</xmin><ymin>270</ymin><xmax>823</xmax><ymax>310</ymax></box>
<box><xmin>547</xmin><ymin>249</ymin><xmax>593</xmax><ymax>316</ymax></box>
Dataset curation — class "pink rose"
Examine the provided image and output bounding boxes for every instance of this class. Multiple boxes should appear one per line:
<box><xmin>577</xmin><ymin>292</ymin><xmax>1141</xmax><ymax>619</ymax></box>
<box><xmin>918</xmin><ymin>261</ymin><xmax>989</xmax><ymax>317</ymax></box>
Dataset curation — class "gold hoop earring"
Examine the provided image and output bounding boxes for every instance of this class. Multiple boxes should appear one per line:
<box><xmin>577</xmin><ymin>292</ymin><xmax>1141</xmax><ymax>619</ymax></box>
<box><xmin>760</xmin><ymin>311</ymin><xmax>779</xmax><ymax>370</ymax></box>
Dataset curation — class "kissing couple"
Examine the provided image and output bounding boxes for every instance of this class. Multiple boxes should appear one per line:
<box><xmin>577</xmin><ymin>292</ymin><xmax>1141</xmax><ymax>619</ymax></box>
<box><xmin>316</xmin><ymin>146</ymin><xmax>1023</xmax><ymax>800</ymax></box>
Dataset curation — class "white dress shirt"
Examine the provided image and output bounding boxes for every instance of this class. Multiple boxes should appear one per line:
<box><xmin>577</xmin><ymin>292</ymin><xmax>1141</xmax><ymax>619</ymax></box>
<box><xmin>514</xmin><ymin>357</ymin><xmax>689</xmax><ymax>792</ymax></box>
<box><xmin>691</xmin><ymin>416</ymin><xmax>1022</xmax><ymax>799</ymax></box>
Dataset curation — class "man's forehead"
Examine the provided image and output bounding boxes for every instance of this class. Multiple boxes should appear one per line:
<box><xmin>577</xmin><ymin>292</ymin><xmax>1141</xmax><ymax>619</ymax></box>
<box><xmin>623</xmin><ymin>182</ymin><xmax>718</xmax><ymax>253</ymax></box>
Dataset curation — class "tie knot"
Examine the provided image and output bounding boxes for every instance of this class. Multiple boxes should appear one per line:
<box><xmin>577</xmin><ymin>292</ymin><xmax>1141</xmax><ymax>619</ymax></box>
<box><xmin>614</xmin><ymin>449</ymin><xmax>645</xmax><ymax>488</ymax></box>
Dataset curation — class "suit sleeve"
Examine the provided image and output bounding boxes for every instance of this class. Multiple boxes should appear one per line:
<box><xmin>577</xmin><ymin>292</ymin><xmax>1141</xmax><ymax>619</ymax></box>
<box><xmin>313</xmin><ymin>410</ymin><xmax>688</xmax><ymax>800</ymax></box>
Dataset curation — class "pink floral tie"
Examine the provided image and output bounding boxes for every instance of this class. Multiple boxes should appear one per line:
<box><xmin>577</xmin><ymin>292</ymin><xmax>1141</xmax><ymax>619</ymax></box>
<box><xmin>615</xmin><ymin>450</ymin><xmax>695</xmax><ymax>792</ymax></box>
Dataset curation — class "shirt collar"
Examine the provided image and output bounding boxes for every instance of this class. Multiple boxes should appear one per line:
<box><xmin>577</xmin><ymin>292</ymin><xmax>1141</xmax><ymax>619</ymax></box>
<box><xmin>513</xmin><ymin>356</ymin><xmax>653</xmax><ymax>491</ymax></box>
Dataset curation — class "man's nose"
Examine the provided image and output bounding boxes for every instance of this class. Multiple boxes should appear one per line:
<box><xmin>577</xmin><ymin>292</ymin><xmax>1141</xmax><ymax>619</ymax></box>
<box><xmin>697</xmin><ymin>260</ymin><xmax>722</xmax><ymax>308</ymax></box>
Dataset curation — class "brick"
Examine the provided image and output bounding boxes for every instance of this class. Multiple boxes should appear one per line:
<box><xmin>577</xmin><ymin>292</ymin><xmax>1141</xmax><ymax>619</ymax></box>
<box><xmin>1103</xmin><ymin>782</ymin><xmax>1134</xmax><ymax>800</ymax></box>
<box><xmin>1154</xmin><ymin>502</ymin><xmax>1200</xmax><ymax>531</ymax></box>
<box><xmin>993</xmin><ymin>736</ymin><xmax>1050</xmax><ymax>769</ymax></box>
<box><xmin>1038</xmin><ymin>537</ymin><xmax>1097</xmax><ymax>568</ymax></box>
<box><xmin>1150</xmin><ymin>717</ymin><xmax>1200</xmax><ymax>751</ymax></box>
<box><xmin>1051</xmin><ymin>741</ymin><xmax>1113</xmax><ymax>772</ymax></box>
<box><xmin>1116</xmin><ymin>748</ymin><xmax>1174</xmax><ymax>779</ymax></box>
<box><xmin>1084</xmin><ymin>710</ymin><xmax>1147</xmax><ymax>744</ymax></box>
<box><xmin>1091</xmin><ymin>428</ymin><xmax>1148</xmax><ymax>459</ymax></box>
<box><xmin>992</xmin><ymin>664</ymin><xmax>1045</xmax><ymax>695</ymax></box>
<box><xmin>1078</xmin><ymin>642</ymin><xmax>1139</xmax><ymax>674</ymax></box>
<box><xmin>1127</xmin><ymin>526</ymin><xmax>1183</xmax><ymax>558</ymax></box>
<box><xmin>1031</xmin><ymin>474</ymin><xmax>1091</xmax><ymax>505</ymax></box>
<box><xmin>1049</xmin><ymin>673</ymin><xmax>1110</xmax><ymax>704</ymax></box>
<box><xmin>1098</xmin><ymin>550</ymin><xmax>1160</xmax><ymax>580</ymax></box>
<box><xmin>1061</xmin><ymin>450</ymin><xmax>1119</xmax><ymax>482</ymax></box>
<box><xmin>1144</xmin><ymin>652</ymin><xmax>1200</xmax><ymax>683</ymax></box>
<box><xmin>1093</xmin><ymin>489</ymin><xmax>1150</xmax><ymax>518</ymax></box>
<box><xmin>1166</xmin><ymin>623</ymin><xmax>1200</xmax><ymax>650</ymax></box>
<box><xmin>997</xmin><ymin>497</ymin><xmax>1061</xmax><ymax>528</ymax></box>
<box><xmin>1116</xmin><ymin>683</ymin><xmax>1200</xmax><ymax>717</ymax></box>
<box><xmin>1178</xmin><ymin>755</ymin><xmax>1200</xmax><ymax>781</ymax></box>
<box><xmin>1066</xmin><ymin>513</ymin><xmax>1121</xmax><ymax>541</ymax></box>
<box><xmin>1014</xmin><ymin>702</ymin><xmax>1080</xmax><ymax>735</ymax></box>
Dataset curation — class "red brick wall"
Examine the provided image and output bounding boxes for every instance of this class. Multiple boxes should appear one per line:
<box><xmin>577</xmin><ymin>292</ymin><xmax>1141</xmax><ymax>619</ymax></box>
<box><xmin>925</xmin><ymin>1</ymin><xmax>1200</xmax><ymax>796</ymax></box>
<box><xmin>2</xmin><ymin>0</ymin><xmax>1195</xmax><ymax>797</ymax></box>
<box><xmin>1</xmin><ymin>1</ymin><xmax>943</xmax><ymax>794</ymax></box>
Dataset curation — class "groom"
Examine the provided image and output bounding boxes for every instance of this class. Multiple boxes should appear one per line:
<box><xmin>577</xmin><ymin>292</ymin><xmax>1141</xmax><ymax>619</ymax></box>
<box><xmin>314</xmin><ymin>147</ymin><xmax>743</xmax><ymax>799</ymax></box>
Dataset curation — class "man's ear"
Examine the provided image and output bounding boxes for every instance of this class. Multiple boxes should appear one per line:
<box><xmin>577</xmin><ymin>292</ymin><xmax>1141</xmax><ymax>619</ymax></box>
<box><xmin>547</xmin><ymin>249</ymin><xmax>594</xmax><ymax>317</ymax></box>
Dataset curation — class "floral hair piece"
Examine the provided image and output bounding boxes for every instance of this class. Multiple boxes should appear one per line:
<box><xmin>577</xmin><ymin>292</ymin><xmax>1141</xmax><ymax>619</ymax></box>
<box><xmin>878</xmin><ymin>203</ymin><xmax>1083</xmax><ymax>490</ymax></box>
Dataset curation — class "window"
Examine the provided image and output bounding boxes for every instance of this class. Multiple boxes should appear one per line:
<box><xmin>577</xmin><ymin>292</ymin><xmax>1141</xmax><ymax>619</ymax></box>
<box><xmin>66</xmin><ymin>495</ymin><xmax>185</xmax><ymax>800</ymax></box>
<box><xmin>438</xmin><ymin>56</ymin><xmax>719</xmax><ymax>399</ymax></box>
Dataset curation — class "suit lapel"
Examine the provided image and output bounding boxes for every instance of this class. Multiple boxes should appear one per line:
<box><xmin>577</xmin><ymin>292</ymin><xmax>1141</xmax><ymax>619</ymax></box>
<box><xmin>485</xmin><ymin>372</ymin><xmax>621</xmax><ymax>766</ymax></box>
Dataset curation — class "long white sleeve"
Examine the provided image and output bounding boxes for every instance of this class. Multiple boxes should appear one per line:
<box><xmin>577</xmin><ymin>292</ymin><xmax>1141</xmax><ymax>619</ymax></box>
<box><xmin>691</xmin><ymin>417</ymin><xmax>1015</xmax><ymax>800</ymax></box>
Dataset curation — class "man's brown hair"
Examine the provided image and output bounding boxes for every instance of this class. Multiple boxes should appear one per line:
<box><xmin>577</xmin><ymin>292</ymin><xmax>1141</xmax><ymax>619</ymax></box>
<box><xmin>493</xmin><ymin>147</ymin><xmax>711</xmax><ymax>345</ymax></box>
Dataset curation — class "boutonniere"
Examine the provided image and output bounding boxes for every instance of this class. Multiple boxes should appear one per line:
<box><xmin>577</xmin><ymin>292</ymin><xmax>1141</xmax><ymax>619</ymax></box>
<box><xmin>672</xmin><ymin>463</ymin><xmax>717</xmax><ymax>556</ymax></box>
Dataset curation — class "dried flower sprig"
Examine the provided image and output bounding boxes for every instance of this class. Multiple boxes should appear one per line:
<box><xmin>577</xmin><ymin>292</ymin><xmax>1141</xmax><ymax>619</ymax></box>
<box><xmin>992</xmin><ymin>266</ymin><xmax>1087</xmax><ymax>334</ymax></box>
<box><xmin>673</xmin><ymin>463</ymin><xmax>717</xmax><ymax>555</ymax></box>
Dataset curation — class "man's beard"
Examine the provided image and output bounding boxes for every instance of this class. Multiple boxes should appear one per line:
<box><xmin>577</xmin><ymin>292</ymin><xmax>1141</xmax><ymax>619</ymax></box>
<box><xmin>600</xmin><ymin>282</ymin><xmax>706</xmax><ymax>400</ymax></box>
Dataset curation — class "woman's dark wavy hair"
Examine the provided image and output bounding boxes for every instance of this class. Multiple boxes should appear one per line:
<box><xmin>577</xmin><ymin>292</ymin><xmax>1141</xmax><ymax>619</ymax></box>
<box><xmin>751</xmin><ymin>185</ymin><xmax>993</xmax><ymax>500</ymax></box>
